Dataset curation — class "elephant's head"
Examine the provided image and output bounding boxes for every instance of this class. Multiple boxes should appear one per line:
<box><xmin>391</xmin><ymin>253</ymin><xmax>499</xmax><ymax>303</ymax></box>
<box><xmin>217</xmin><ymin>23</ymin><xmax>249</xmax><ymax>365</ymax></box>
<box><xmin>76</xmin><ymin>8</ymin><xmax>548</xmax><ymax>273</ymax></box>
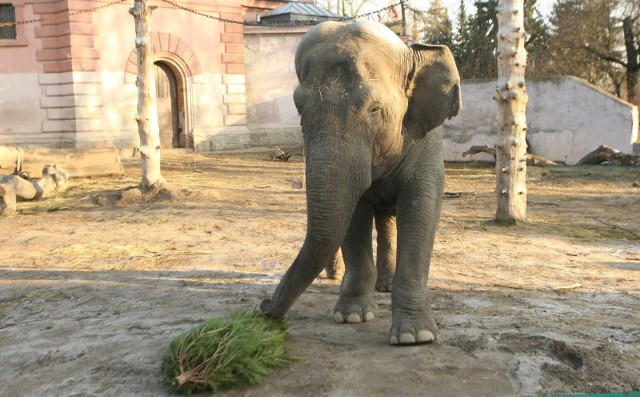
<box><xmin>293</xmin><ymin>20</ymin><xmax>460</xmax><ymax>167</ymax></box>
<box><xmin>261</xmin><ymin>20</ymin><xmax>460</xmax><ymax>318</ymax></box>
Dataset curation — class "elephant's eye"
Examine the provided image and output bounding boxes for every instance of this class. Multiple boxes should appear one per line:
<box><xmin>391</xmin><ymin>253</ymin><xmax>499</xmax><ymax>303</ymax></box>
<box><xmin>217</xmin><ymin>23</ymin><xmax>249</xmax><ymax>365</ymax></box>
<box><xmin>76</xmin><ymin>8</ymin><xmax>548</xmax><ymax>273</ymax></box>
<box><xmin>369</xmin><ymin>105</ymin><xmax>382</xmax><ymax>115</ymax></box>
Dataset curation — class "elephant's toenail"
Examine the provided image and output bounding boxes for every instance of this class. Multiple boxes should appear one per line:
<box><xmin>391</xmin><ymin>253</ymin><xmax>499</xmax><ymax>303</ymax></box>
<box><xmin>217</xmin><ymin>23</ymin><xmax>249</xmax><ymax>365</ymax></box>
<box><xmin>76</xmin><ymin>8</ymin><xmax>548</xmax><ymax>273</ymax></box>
<box><xmin>399</xmin><ymin>333</ymin><xmax>416</xmax><ymax>344</ymax></box>
<box><xmin>390</xmin><ymin>335</ymin><xmax>399</xmax><ymax>345</ymax></box>
<box><xmin>416</xmin><ymin>330</ymin><xmax>435</xmax><ymax>343</ymax></box>
<box><xmin>334</xmin><ymin>312</ymin><xmax>345</xmax><ymax>323</ymax></box>
<box><xmin>363</xmin><ymin>312</ymin><xmax>374</xmax><ymax>322</ymax></box>
<box><xmin>346</xmin><ymin>313</ymin><xmax>362</xmax><ymax>323</ymax></box>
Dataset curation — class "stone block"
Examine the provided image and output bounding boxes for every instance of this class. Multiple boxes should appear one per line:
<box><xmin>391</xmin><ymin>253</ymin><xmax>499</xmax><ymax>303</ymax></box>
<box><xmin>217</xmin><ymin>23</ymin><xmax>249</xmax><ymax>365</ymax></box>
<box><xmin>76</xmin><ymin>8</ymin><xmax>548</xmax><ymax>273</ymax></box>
<box><xmin>43</xmin><ymin>59</ymin><xmax>98</xmax><ymax>73</ymax></box>
<box><xmin>45</xmin><ymin>83</ymin><xmax>75</xmax><ymax>96</ymax></box>
<box><xmin>226</xmin><ymin>84</ymin><xmax>246</xmax><ymax>95</ymax></box>
<box><xmin>227</xmin><ymin>104</ymin><xmax>247</xmax><ymax>115</ymax></box>
<box><xmin>41</xmin><ymin>11</ymin><xmax>92</xmax><ymax>25</ymax></box>
<box><xmin>224</xmin><ymin>22</ymin><xmax>243</xmax><ymax>34</ymax></box>
<box><xmin>225</xmin><ymin>43</ymin><xmax>244</xmax><ymax>54</ymax></box>
<box><xmin>225</xmin><ymin>63</ymin><xmax>245</xmax><ymax>74</ymax></box>
<box><xmin>159</xmin><ymin>32</ymin><xmax>170</xmax><ymax>51</ymax></box>
<box><xmin>222</xmin><ymin>53</ymin><xmax>243</xmax><ymax>64</ymax></box>
<box><xmin>220</xmin><ymin>33</ymin><xmax>243</xmax><ymax>44</ymax></box>
<box><xmin>223</xmin><ymin>94</ymin><xmax>247</xmax><ymax>105</ymax></box>
<box><xmin>47</xmin><ymin>108</ymin><xmax>76</xmax><ymax>120</ymax></box>
<box><xmin>41</xmin><ymin>96</ymin><xmax>75</xmax><ymax>108</ymax></box>
<box><xmin>224</xmin><ymin>114</ymin><xmax>247</xmax><ymax>126</ymax></box>
<box><xmin>42</xmin><ymin>120</ymin><xmax>75</xmax><ymax>132</ymax></box>
<box><xmin>223</xmin><ymin>74</ymin><xmax>245</xmax><ymax>85</ymax></box>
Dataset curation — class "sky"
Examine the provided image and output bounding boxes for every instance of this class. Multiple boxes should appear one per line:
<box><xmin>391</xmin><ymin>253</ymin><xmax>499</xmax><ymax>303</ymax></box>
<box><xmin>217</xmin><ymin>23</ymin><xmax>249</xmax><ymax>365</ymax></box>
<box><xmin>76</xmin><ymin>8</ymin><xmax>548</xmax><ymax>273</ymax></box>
<box><xmin>439</xmin><ymin>0</ymin><xmax>556</xmax><ymax>17</ymax></box>
<box><xmin>362</xmin><ymin>0</ymin><xmax>557</xmax><ymax>20</ymax></box>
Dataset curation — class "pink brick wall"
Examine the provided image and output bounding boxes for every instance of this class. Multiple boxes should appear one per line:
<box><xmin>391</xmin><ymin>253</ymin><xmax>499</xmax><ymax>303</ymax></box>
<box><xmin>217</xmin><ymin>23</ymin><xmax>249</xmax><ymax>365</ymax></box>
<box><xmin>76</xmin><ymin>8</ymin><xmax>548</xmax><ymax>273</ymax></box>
<box><xmin>34</xmin><ymin>0</ymin><xmax>100</xmax><ymax>73</ymax></box>
<box><xmin>0</xmin><ymin>0</ymin><xmax>292</xmax><ymax>148</ymax></box>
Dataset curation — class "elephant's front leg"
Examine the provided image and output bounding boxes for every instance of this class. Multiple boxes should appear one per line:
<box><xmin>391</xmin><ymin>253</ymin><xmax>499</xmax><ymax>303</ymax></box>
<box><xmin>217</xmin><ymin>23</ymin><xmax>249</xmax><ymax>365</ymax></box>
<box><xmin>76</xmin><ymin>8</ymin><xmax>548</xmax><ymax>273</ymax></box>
<box><xmin>334</xmin><ymin>198</ymin><xmax>378</xmax><ymax>324</ymax></box>
<box><xmin>390</xmin><ymin>166</ymin><xmax>444</xmax><ymax>345</ymax></box>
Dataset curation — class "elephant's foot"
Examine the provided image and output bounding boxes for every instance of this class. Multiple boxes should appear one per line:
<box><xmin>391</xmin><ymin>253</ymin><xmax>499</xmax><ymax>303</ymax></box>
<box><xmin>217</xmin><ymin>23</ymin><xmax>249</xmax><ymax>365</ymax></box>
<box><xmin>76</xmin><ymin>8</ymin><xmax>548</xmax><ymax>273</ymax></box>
<box><xmin>389</xmin><ymin>308</ymin><xmax>438</xmax><ymax>345</ymax></box>
<box><xmin>333</xmin><ymin>295</ymin><xmax>377</xmax><ymax>324</ymax></box>
<box><xmin>375</xmin><ymin>272</ymin><xmax>394</xmax><ymax>292</ymax></box>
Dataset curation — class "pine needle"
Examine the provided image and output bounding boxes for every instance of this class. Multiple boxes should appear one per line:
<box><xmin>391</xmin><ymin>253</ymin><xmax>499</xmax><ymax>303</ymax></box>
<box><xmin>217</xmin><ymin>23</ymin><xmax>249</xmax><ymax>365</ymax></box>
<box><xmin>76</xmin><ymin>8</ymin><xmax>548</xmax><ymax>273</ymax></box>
<box><xmin>160</xmin><ymin>309</ymin><xmax>295</xmax><ymax>394</ymax></box>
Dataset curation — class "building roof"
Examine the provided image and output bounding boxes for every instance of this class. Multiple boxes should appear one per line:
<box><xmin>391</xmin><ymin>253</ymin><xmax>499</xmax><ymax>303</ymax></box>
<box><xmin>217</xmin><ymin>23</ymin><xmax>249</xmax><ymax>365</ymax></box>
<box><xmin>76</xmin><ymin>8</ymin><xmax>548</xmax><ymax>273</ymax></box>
<box><xmin>261</xmin><ymin>2</ymin><xmax>342</xmax><ymax>21</ymax></box>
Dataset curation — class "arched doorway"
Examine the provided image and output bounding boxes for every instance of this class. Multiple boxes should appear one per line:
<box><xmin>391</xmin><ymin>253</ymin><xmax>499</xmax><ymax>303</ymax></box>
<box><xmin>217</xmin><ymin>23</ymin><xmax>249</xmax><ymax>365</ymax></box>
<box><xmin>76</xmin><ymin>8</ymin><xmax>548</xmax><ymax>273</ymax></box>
<box><xmin>154</xmin><ymin>61</ymin><xmax>187</xmax><ymax>148</ymax></box>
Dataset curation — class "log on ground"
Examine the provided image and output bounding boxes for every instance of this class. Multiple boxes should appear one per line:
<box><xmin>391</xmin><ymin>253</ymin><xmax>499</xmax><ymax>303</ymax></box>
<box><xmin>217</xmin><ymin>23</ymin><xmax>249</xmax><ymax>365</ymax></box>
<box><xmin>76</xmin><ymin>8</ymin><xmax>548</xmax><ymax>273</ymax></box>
<box><xmin>462</xmin><ymin>145</ymin><xmax>558</xmax><ymax>166</ymax></box>
<box><xmin>1</xmin><ymin>165</ymin><xmax>70</xmax><ymax>216</ymax></box>
<box><xmin>578</xmin><ymin>145</ymin><xmax>640</xmax><ymax>166</ymax></box>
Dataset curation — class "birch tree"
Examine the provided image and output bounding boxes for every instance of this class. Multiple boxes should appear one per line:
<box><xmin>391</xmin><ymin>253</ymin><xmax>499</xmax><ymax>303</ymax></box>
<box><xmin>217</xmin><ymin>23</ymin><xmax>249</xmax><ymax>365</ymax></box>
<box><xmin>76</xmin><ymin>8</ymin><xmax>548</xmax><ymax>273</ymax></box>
<box><xmin>130</xmin><ymin>0</ymin><xmax>165</xmax><ymax>189</ymax></box>
<box><xmin>494</xmin><ymin>0</ymin><xmax>528</xmax><ymax>222</ymax></box>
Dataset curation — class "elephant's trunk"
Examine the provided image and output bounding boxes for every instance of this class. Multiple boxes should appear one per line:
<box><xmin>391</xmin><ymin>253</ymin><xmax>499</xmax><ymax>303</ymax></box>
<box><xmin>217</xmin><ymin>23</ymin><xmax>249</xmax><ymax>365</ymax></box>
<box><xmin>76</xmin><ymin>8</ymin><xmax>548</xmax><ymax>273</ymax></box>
<box><xmin>261</xmin><ymin>138</ymin><xmax>371</xmax><ymax>318</ymax></box>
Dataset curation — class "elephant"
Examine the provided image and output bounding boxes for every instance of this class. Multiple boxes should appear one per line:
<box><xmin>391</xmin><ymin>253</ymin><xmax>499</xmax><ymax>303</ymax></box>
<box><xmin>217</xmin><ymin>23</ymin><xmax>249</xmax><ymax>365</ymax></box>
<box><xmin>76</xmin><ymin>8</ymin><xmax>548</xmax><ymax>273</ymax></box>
<box><xmin>325</xmin><ymin>208</ymin><xmax>397</xmax><ymax>294</ymax></box>
<box><xmin>260</xmin><ymin>20</ymin><xmax>461</xmax><ymax>345</ymax></box>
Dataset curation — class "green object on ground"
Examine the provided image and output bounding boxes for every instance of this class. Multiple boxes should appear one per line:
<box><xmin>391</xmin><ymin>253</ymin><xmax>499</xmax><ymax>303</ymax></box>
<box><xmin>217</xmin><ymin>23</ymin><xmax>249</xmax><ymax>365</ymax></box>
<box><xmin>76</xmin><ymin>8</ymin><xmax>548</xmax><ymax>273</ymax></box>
<box><xmin>160</xmin><ymin>309</ymin><xmax>295</xmax><ymax>394</ymax></box>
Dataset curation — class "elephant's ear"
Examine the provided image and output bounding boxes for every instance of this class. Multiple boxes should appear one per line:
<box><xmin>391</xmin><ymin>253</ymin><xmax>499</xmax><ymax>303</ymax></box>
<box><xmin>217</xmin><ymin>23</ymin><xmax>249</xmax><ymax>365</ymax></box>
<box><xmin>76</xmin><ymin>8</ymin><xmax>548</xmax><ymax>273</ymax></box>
<box><xmin>404</xmin><ymin>44</ymin><xmax>462</xmax><ymax>144</ymax></box>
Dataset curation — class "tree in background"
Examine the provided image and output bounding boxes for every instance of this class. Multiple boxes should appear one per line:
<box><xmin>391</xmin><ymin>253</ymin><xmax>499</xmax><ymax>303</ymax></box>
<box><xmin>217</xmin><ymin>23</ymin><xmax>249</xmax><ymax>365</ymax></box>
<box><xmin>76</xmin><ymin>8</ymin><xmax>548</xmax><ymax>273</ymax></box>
<box><xmin>455</xmin><ymin>0</ymin><xmax>498</xmax><ymax>79</ymax></box>
<box><xmin>521</xmin><ymin>0</ymin><xmax>553</xmax><ymax>77</ymax></box>
<box><xmin>453</xmin><ymin>0</ymin><xmax>548</xmax><ymax>79</ymax></box>
<box><xmin>452</xmin><ymin>0</ymin><xmax>470</xmax><ymax>68</ymax></box>
<box><xmin>420</xmin><ymin>0</ymin><xmax>453</xmax><ymax>46</ymax></box>
<box><xmin>318</xmin><ymin>0</ymin><xmax>374</xmax><ymax>17</ymax></box>
<box><xmin>619</xmin><ymin>2</ymin><xmax>640</xmax><ymax>104</ymax></box>
<box><xmin>547</xmin><ymin>0</ymin><xmax>639</xmax><ymax>104</ymax></box>
<box><xmin>548</xmin><ymin>1</ymin><xmax>622</xmax><ymax>92</ymax></box>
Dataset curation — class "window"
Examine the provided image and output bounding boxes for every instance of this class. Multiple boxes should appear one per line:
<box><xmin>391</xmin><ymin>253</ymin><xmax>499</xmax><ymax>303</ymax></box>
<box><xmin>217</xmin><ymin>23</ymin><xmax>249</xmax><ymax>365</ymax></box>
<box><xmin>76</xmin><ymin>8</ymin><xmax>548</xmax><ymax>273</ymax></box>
<box><xmin>0</xmin><ymin>3</ymin><xmax>26</xmax><ymax>46</ymax></box>
<box><xmin>0</xmin><ymin>4</ymin><xmax>16</xmax><ymax>40</ymax></box>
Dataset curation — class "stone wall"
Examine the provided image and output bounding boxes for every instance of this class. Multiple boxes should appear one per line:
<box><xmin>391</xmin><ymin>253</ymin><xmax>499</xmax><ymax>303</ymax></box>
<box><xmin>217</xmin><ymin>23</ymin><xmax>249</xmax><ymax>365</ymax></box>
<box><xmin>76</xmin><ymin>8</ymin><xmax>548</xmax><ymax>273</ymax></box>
<box><xmin>241</xmin><ymin>29</ymin><xmax>638</xmax><ymax>163</ymax></box>
<box><xmin>243</xmin><ymin>25</ymin><xmax>307</xmax><ymax>148</ymax></box>
<box><xmin>445</xmin><ymin>77</ymin><xmax>639</xmax><ymax>165</ymax></box>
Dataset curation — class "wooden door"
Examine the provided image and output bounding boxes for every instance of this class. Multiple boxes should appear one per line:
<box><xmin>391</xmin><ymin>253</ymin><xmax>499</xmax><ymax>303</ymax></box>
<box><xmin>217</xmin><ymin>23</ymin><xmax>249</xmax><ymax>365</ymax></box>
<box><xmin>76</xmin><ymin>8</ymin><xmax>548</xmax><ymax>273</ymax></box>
<box><xmin>154</xmin><ymin>63</ymin><xmax>179</xmax><ymax>148</ymax></box>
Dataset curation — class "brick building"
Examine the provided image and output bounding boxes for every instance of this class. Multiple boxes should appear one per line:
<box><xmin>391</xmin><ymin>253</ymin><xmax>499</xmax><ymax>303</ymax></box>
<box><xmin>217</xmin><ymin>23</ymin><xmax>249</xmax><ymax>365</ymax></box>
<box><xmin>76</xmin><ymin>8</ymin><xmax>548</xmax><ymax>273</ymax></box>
<box><xmin>0</xmin><ymin>0</ymin><xmax>306</xmax><ymax>150</ymax></box>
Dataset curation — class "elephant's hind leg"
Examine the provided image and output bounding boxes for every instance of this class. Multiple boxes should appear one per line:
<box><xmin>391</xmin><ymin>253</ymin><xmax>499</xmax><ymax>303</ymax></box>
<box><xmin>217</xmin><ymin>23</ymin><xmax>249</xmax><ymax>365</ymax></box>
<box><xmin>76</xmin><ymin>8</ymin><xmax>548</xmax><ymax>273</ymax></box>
<box><xmin>324</xmin><ymin>248</ymin><xmax>345</xmax><ymax>280</ymax></box>
<box><xmin>334</xmin><ymin>198</ymin><xmax>378</xmax><ymax>324</ymax></box>
<box><xmin>374</xmin><ymin>209</ymin><xmax>397</xmax><ymax>292</ymax></box>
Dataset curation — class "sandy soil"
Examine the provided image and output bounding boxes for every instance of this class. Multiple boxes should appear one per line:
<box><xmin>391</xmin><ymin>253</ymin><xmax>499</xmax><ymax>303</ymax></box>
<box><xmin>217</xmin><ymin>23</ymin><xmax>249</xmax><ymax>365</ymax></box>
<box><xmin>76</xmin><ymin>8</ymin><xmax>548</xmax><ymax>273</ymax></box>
<box><xmin>1</xmin><ymin>149</ymin><xmax>639</xmax><ymax>397</ymax></box>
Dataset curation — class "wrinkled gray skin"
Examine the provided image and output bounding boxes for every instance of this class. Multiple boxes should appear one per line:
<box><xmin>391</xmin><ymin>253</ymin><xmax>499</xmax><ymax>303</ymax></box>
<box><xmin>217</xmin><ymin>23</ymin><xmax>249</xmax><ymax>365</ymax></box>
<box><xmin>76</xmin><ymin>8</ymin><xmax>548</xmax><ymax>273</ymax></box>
<box><xmin>260</xmin><ymin>20</ymin><xmax>461</xmax><ymax>345</ymax></box>
<box><xmin>325</xmin><ymin>209</ymin><xmax>396</xmax><ymax>293</ymax></box>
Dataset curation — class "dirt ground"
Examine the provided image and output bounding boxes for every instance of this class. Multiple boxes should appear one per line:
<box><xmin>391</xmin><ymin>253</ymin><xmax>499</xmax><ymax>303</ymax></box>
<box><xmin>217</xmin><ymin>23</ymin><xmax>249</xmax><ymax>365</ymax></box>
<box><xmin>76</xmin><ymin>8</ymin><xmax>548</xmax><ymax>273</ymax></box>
<box><xmin>1</xmin><ymin>148</ymin><xmax>639</xmax><ymax>397</ymax></box>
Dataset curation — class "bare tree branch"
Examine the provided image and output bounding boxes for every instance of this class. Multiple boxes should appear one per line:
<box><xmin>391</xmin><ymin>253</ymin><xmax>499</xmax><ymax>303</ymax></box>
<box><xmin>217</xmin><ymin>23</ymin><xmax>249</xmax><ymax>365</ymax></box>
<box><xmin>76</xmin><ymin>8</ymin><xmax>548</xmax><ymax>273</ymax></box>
<box><xmin>581</xmin><ymin>44</ymin><xmax>628</xmax><ymax>67</ymax></box>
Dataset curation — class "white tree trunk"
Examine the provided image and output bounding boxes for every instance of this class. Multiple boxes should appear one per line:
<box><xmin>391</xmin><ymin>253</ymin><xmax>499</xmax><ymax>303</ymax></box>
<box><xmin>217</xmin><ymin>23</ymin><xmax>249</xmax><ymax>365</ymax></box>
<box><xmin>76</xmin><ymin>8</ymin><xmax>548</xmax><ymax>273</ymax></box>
<box><xmin>494</xmin><ymin>0</ymin><xmax>528</xmax><ymax>222</ymax></box>
<box><xmin>129</xmin><ymin>0</ymin><xmax>164</xmax><ymax>190</ymax></box>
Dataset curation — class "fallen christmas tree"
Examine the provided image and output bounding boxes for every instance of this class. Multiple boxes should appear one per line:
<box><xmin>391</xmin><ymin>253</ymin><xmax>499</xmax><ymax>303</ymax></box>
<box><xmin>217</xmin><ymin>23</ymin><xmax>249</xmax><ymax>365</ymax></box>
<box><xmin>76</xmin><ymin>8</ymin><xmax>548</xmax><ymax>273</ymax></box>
<box><xmin>160</xmin><ymin>310</ymin><xmax>295</xmax><ymax>394</ymax></box>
